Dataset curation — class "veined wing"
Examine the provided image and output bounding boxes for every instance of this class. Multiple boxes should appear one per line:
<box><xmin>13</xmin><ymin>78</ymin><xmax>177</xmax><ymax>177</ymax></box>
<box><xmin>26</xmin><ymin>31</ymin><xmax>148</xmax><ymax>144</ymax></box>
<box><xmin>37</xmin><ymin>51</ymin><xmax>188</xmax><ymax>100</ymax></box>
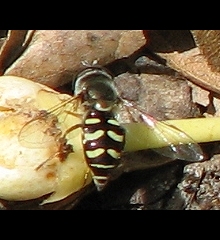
<box><xmin>18</xmin><ymin>91</ymin><xmax>81</xmax><ymax>148</ymax></box>
<box><xmin>121</xmin><ymin>99</ymin><xmax>204</xmax><ymax>162</ymax></box>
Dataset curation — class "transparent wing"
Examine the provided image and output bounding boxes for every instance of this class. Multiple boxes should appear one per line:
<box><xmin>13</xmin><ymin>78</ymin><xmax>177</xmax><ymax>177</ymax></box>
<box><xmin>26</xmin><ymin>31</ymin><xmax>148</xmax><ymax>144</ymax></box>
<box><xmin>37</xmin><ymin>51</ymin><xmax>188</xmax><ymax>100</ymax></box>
<box><xmin>18</xmin><ymin>91</ymin><xmax>81</xmax><ymax>148</ymax></box>
<box><xmin>121</xmin><ymin>99</ymin><xmax>204</xmax><ymax>162</ymax></box>
<box><xmin>19</xmin><ymin>113</ymin><xmax>58</xmax><ymax>148</ymax></box>
<box><xmin>146</xmin><ymin>118</ymin><xmax>203</xmax><ymax>161</ymax></box>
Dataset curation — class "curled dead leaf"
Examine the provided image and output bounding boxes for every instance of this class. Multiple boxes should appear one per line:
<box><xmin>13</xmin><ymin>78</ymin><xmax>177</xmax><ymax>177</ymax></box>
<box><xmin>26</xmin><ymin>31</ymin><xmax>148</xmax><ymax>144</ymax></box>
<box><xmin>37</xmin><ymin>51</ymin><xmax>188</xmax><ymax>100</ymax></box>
<box><xmin>0</xmin><ymin>30</ymin><xmax>35</xmax><ymax>75</ymax></box>
<box><xmin>3</xmin><ymin>30</ymin><xmax>146</xmax><ymax>88</ymax></box>
<box><xmin>145</xmin><ymin>30</ymin><xmax>220</xmax><ymax>118</ymax></box>
<box><xmin>191</xmin><ymin>30</ymin><xmax>220</xmax><ymax>72</ymax></box>
<box><xmin>146</xmin><ymin>30</ymin><xmax>220</xmax><ymax>95</ymax></box>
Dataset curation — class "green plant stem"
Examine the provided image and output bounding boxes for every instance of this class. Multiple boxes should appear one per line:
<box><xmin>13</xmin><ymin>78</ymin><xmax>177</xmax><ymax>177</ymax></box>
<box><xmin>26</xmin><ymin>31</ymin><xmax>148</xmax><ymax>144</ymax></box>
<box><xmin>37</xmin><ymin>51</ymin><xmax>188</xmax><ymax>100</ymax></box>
<box><xmin>123</xmin><ymin>117</ymin><xmax>220</xmax><ymax>152</ymax></box>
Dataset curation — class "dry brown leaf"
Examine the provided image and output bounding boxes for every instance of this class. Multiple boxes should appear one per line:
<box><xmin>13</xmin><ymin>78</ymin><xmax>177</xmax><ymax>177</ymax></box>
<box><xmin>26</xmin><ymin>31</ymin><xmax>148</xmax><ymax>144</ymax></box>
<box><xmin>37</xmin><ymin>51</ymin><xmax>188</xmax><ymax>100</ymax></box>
<box><xmin>146</xmin><ymin>31</ymin><xmax>220</xmax><ymax>94</ymax></box>
<box><xmin>157</xmin><ymin>48</ymin><xmax>220</xmax><ymax>95</ymax></box>
<box><xmin>191</xmin><ymin>30</ymin><xmax>220</xmax><ymax>72</ymax></box>
<box><xmin>146</xmin><ymin>30</ymin><xmax>220</xmax><ymax>118</ymax></box>
<box><xmin>0</xmin><ymin>30</ymin><xmax>35</xmax><ymax>75</ymax></box>
<box><xmin>3</xmin><ymin>30</ymin><xmax>146</xmax><ymax>88</ymax></box>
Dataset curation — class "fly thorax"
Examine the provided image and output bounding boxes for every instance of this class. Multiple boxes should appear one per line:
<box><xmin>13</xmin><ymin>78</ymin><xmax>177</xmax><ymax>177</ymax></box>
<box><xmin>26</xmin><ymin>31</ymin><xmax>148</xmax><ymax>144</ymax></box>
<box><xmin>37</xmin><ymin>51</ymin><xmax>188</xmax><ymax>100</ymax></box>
<box><xmin>73</xmin><ymin>66</ymin><xmax>119</xmax><ymax>112</ymax></box>
<box><xmin>83</xmin><ymin>78</ymin><xmax>118</xmax><ymax>112</ymax></box>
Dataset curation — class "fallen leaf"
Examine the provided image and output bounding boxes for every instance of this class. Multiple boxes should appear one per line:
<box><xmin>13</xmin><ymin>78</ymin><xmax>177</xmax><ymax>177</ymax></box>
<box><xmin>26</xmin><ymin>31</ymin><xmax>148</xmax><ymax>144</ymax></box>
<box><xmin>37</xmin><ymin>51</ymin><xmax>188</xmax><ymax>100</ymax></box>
<box><xmin>4</xmin><ymin>30</ymin><xmax>146</xmax><ymax>88</ymax></box>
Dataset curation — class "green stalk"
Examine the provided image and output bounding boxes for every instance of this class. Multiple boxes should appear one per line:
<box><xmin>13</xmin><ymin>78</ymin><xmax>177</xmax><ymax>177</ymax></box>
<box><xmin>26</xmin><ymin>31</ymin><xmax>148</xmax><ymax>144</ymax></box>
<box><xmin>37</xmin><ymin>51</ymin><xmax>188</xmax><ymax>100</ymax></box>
<box><xmin>123</xmin><ymin>117</ymin><xmax>220</xmax><ymax>152</ymax></box>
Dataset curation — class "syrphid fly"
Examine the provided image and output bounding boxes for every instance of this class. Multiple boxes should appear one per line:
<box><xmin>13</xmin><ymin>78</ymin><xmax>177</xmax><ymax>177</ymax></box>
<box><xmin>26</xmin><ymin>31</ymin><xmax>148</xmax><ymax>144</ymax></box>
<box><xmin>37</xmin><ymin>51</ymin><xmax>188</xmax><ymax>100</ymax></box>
<box><xmin>19</xmin><ymin>64</ymin><xmax>204</xmax><ymax>191</ymax></box>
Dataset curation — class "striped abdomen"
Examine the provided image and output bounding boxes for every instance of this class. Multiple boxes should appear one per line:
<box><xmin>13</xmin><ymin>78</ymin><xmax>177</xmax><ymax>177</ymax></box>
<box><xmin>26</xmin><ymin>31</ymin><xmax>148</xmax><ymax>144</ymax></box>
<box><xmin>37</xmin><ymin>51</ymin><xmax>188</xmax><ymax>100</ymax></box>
<box><xmin>82</xmin><ymin>108</ymin><xmax>125</xmax><ymax>191</ymax></box>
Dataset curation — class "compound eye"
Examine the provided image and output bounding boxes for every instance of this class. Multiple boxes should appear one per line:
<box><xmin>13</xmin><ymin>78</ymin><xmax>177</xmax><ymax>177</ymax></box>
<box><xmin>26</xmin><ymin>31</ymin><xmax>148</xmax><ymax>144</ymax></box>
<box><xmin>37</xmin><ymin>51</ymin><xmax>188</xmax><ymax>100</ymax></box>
<box><xmin>87</xmin><ymin>81</ymin><xmax>117</xmax><ymax>101</ymax></box>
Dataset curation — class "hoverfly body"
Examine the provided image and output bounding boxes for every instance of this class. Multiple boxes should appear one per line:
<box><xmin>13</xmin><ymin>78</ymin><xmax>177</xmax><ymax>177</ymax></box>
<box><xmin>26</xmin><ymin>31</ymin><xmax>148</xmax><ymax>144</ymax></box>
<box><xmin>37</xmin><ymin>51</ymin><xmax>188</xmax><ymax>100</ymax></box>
<box><xmin>19</xmin><ymin>64</ymin><xmax>204</xmax><ymax>192</ymax></box>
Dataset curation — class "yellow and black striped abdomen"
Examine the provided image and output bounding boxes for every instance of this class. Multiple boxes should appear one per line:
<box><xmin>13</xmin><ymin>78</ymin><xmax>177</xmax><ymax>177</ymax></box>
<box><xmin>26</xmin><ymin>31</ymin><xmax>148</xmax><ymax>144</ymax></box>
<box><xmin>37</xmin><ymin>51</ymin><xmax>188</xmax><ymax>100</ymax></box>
<box><xmin>82</xmin><ymin>109</ymin><xmax>125</xmax><ymax>191</ymax></box>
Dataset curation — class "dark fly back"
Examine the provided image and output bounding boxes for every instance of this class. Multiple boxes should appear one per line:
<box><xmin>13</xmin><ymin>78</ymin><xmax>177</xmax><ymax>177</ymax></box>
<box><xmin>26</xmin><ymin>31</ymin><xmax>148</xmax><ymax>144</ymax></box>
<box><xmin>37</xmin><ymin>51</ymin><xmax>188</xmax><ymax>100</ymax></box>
<box><xmin>74</xmin><ymin>66</ymin><xmax>125</xmax><ymax>191</ymax></box>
